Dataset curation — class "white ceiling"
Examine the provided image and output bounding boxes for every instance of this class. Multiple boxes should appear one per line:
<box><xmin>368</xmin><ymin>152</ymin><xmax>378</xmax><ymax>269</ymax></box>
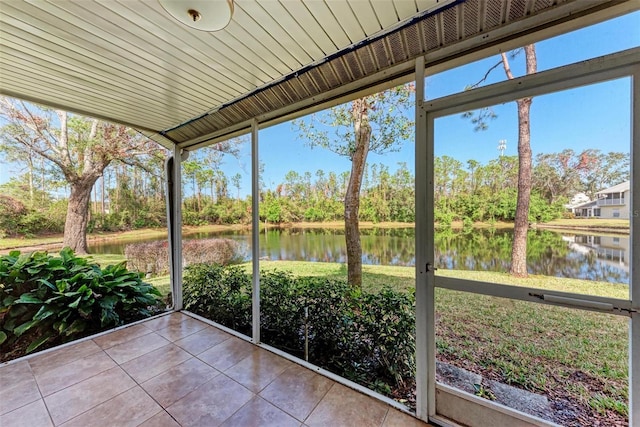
<box><xmin>0</xmin><ymin>0</ymin><xmax>635</xmax><ymax>149</ymax></box>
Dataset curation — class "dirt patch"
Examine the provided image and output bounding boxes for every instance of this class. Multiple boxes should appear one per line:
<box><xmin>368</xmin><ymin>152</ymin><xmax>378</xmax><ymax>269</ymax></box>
<box><xmin>437</xmin><ymin>350</ymin><xmax>627</xmax><ymax>426</ymax></box>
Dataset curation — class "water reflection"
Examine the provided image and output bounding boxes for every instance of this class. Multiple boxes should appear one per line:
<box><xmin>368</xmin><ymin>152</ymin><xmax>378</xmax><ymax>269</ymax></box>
<box><xmin>88</xmin><ymin>227</ymin><xmax>629</xmax><ymax>285</ymax></box>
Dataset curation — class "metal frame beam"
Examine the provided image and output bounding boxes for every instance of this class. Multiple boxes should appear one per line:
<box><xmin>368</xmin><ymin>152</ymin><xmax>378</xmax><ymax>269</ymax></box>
<box><xmin>425</xmin><ymin>47</ymin><xmax>640</xmax><ymax>116</ymax></box>
<box><xmin>168</xmin><ymin>145</ymin><xmax>183</xmax><ymax>310</ymax></box>
<box><xmin>630</xmin><ymin>67</ymin><xmax>639</xmax><ymax>427</ymax></box>
<box><xmin>414</xmin><ymin>55</ymin><xmax>431</xmax><ymax>421</ymax></box>
<box><xmin>424</xmin><ymin>42</ymin><xmax>638</xmax><ymax>427</ymax></box>
<box><xmin>251</xmin><ymin>119</ymin><xmax>261</xmax><ymax>343</ymax></box>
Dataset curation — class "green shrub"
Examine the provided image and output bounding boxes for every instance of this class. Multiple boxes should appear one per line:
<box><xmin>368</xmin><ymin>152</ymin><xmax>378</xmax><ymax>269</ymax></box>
<box><xmin>0</xmin><ymin>248</ymin><xmax>162</xmax><ymax>356</ymax></box>
<box><xmin>182</xmin><ymin>264</ymin><xmax>252</xmax><ymax>335</ymax></box>
<box><xmin>182</xmin><ymin>264</ymin><xmax>416</xmax><ymax>396</ymax></box>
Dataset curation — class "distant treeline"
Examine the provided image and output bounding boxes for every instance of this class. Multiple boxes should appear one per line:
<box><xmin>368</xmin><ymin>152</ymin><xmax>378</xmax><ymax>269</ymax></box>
<box><xmin>0</xmin><ymin>149</ymin><xmax>629</xmax><ymax>237</ymax></box>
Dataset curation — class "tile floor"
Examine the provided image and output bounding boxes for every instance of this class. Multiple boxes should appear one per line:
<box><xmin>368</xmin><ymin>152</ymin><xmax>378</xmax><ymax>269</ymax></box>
<box><xmin>0</xmin><ymin>312</ymin><xmax>432</xmax><ymax>427</ymax></box>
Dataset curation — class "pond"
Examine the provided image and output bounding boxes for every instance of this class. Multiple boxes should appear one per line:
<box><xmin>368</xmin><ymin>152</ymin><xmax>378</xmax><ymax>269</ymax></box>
<box><xmin>88</xmin><ymin>227</ymin><xmax>630</xmax><ymax>285</ymax></box>
<box><xmin>90</xmin><ymin>228</ymin><xmax>629</xmax><ymax>284</ymax></box>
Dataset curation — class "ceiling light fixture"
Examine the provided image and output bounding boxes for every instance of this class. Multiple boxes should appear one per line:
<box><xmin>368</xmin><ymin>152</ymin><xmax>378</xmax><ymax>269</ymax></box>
<box><xmin>159</xmin><ymin>0</ymin><xmax>233</xmax><ymax>32</ymax></box>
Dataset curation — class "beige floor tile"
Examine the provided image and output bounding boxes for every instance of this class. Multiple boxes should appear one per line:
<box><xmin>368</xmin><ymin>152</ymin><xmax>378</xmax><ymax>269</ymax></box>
<box><xmin>0</xmin><ymin>399</ymin><xmax>53</xmax><ymax>427</ymax></box>
<box><xmin>35</xmin><ymin>351</ymin><xmax>115</xmax><ymax>396</ymax></box>
<box><xmin>197</xmin><ymin>337</ymin><xmax>256</xmax><ymax>372</ymax></box>
<box><xmin>383</xmin><ymin>408</ymin><xmax>431</xmax><ymax>426</ymax></box>
<box><xmin>93</xmin><ymin>324</ymin><xmax>153</xmax><ymax>350</ymax></box>
<box><xmin>0</xmin><ymin>360</ymin><xmax>32</xmax><ymax>384</ymax></box>
<box><xmin>155</xmin><ymin>318</ymin><xmax>207</xmax><ymax>342</ymax></box>
<box><xmin>220</xmin><ymin>396</ymin><xmax>301</xmax><ymax>427</ymax></box>
<box><xmin>104</xmin><ymin>332</ymin><xmax>170</xmax><ymax>364</ymax></box>
<box><xmin>141</xmin><ymin>358</ymin><xmax>219</xmax><ymax>408</ymax></box>
<box><xmin>44</xmin><ymin>366</ymin><xmax>135</xmax><ymax>425</ymax></box>
<box><xmin>60</xmin><ymin>386</ymin><xmax>162</xmax><ymax>427</ymax></box>
<box><xmin>224</xmin><ymin>349</ymin><xmax>293</xmax><ymax>393</ymax></box>
<box><xmin>306</xmin><ymin>383</ymin><xmax>389</xmax><ymax>427</ymax></box>
<box><xmin>174</xmin><ymin>326</ymin><xmax>231</xmax><ymax>355</ymax></box>
<box><xmin>167</xmin><ymin>374</ymin><xmax>253</xmax><ymax>427</ymax></box>
<box><xmin>143</xmin><ymin>313</ymin><xmax>189</xmax><ymax>331</ymax></box>
<box><xmin>138</xmin><ymin>411</ymin><xmax>181</xmax><ymax>427</ymax></box>
<box><xmin>0</xmin><ymin>362</ymin><xmax>41</xmax><ymax>416</ymax></box>
<box><xmin>260</xmin><ymin>364</ymin><xmax>333</xmax><ymax>421</ymax></box>
<box><xmin>121</xmin><ymin>344</ymin><xmax>191</xmax><ymax>383</ymax></box>
<box><xmin>28</xmin><ymin>340</ymin><xmax>102</xmax><ymax>376</ymax></box>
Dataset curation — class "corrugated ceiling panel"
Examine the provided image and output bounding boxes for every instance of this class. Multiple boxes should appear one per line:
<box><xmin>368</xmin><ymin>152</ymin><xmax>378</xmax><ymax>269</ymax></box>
<box><xmin>508</xmin><ymin>0</ymin><xmax>528</xmax><ymax>22</ymax></box>
<box><xmin>370</xmin><ymin>38</ymin><xmax>393</xmax><ymax>69</ymax></box>
<box><xmin>325</xmin><ymin>1</ymin><xmax>367</xmax><ymax>43</ymax></box>
<box><xmin>2</xmin><ymin>49</ymin><xmax>185</xmax><ymax>121</ymax></box>
<box><xmin>281</xmin><ymin>80</ymin><xmax>305</xmax><ymax>103</ymax></box>
<box><xmin>171</xmin><ymin>0</ymin><xmax>615</xmax><ymax>146</ymax></box>
<box><xmin>60</xmin><ymin>2</ymin><xmax>239</xmax><ymax>99</ymax></box>
<box><xmin>281</xmin><ymin>1</ymin><xmax>338</xmax><ymax>54</ymax></box>
<box><xmin>234</xmin><ymin>2</ymin><xmax>311</xmax><ymax>67</ymax></box>
<box><xmin>463</xmin><ymin>0</ymin><xmax>481</xmax><ymax>37</ymax></box>
<box><xmin>108</xmin><ymin>2</ymin><xmax>257</xmax><ymax>92</ymax></box>
<box><xmin>484</xmin><ymin>0</ymin><xmax>504</xmax><ymax>30</ymax></box>
<box><xmin>302</xmin><ymin>1</ymin><xmax>351</xmax><ymax>47</ymax></box>
<box><xmin>15</xmin><ymin>1</ymin><xmax>224</xmax><ymax>106</ymax></box>
<box><xmin>358</xmin><ymin>45</ymin><xmax>378</xmax><ymax>75</ymax></box>
<box><xmin>237</xmin><ymin>2</ymin><xmax>312</xmax><ymax>65</ymax></box>
<box><xmin>1</xmin><ymin>26</ymin><xmax>203</xmax><ymax>116</ymax></box>
<box><xmin>1</xmin><ymin>0</ymin><xmax>621</xmax><ymax>148</ymax></box>
<box><xmin>343</xmin><ymin>51</ymin><xmax>365</xmax><ymax>80</ymax></box>
<box><xmin>442</xmin><ymin>5</ymin><xmax>460</xmax><ymax>44</ymax></box>
<box><xmin>387</xmin><ymin>31</ymin><xmax>408</xmax><ymax>63</ymax></box>
<box><xmin>259</xmin><ymin>1</ymin><xmax>325</xmax><ymax>60</ymax></box>
<box><xmin>404</xmin><ymin>21</ymin><xmax>424</xmax><ymax>58</ymax></box>
<box><xmin>332</xmin><ymin>57</ymin><xmax>355</xmax><ymax>83</ymax></box>
<box><xmin>271</xmin><ymin>83</ymin><xmax>296</xmax><ymax>107</ymax></box>
<box><xmin>371</xmin><ymin>0</ymin><xmax>400</xmax><ymax>28</ymax></box>
<box><xmin>393</xmin><ymin>0</ymin><xmax>418</xmax><ymax>20</ymax></box>
<box><xmin>534</xmin><ymin>0</ymin><xmax>556</xmax><ymax>13</ymax></box>
<box><xmin>316</xmin><ymin>63</ymin><xmax>342</xmax><ymax>89</ymax></box>
<box><xmin>421</xmin><ymin>14</ymin><xmax>440</xmax><ymax>50</ymax></box>
<box><xmin>354</xmin><ymin>2</ymin><xmax>384</xmax><ymax>35</ymax></box>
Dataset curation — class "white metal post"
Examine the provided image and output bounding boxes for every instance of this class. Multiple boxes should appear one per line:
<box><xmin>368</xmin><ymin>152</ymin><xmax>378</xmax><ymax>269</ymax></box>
<box><xmin>172</xmin><ymin>145</ymin><xmax>183</xmax><ymax>310</ymax></box>
<box><xmin>630</xmin><ymin>70</ymin><xmax>639</xmax><ymax>427</ymax></box>
<box><xmin>251</xmin><ymin>119</ymin><xmax>261</xmax><ymax>343</ymax></box>
<box><xmin>415</xmin><ymin>56</ymin><xmax>435</xmax><ymax>420</ymax></box>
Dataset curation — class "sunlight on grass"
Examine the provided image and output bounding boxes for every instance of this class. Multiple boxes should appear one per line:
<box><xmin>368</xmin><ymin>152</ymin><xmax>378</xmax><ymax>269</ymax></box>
<box><xmin>85</xmin><ymin>253</ymin><xmax>127</xmax><ymax>266</ymax></box>
<box><xmin>543</xmin><ymin>218</ymin><xmax>629</xmax><ymax>229</ymax></box>
<box><xmin>144</xmin><ymin>275</ymin><xmax>171</xmax><ymax>297</ymax></box>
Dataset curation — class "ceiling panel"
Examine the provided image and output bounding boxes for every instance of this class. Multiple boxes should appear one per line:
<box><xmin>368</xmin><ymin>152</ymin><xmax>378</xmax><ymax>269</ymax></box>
<box><xmin>371</xmin><ymin>0</ymin><xmax>401</xmax><ymax>28</ymax></box>
<box><xmin>0</xmin><ymin>0</ymin><xmax>633</xmax><ymax>149</ymax></box>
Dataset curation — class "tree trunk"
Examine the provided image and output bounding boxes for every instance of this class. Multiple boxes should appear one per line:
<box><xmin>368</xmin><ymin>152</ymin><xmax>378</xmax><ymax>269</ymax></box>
<box><xmin>101</xmin><ymin>174</ymin><xmax>105</xmax><ymax>215</ymax></box>
<box><xmin>507</xmin><ymin>45</ymin><xmax>536</xmax><ymax>277</ymax></box>
<box><xmin>28</xmin><ymin>154</ymin><xmax>34</xmax><ymax>206</ymax></box>
<box><xmin>509</xmin><ymin>97</ymin><xmax>532</xmax><ymax>277</ymax></box>
<box><xmin>63</xmin><ymin>179</ymin><xmax>96</xmax><ymax>254</ymax></box>
<box><xmin>345</xmin><ymin>99</ymin><xmax>372</xmax><ymax>289</ymax></box>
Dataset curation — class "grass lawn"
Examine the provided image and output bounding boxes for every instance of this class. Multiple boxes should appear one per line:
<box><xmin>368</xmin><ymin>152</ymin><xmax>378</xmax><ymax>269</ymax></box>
<box><xmin>541</xmin><ymin>218</ymin><xmax>629</xmax><ymax>230</ymax></box>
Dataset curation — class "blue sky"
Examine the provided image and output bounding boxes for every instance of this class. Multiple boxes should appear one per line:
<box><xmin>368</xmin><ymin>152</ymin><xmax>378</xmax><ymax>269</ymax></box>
<box><xmin>1</xmin><ymin>12</ymin><xmax>638</xmax><ymax>196</ymax></box>
<box><xmin>219</xmin><ymin>11</ymin><xmax>639</xmax><ymax>196</ymax></box>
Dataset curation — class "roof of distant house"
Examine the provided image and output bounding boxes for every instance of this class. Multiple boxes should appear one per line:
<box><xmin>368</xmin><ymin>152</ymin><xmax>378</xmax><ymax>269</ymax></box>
<box><xmin>596</xmin><ymin>180</ymin><xmax>630</xmax><ymax>195</ymax></box>
<box><xmin>572</xmin><ymin>200</ymin><xmax>598</xmax><ymax>209</ymax></box>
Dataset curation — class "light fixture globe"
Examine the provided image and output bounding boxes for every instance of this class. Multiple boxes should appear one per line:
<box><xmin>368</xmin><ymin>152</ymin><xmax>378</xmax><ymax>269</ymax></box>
<box><xmin>159</xmin><ymin>0</ymin><xmax>233</xmax><ymax>31</ymax></box>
